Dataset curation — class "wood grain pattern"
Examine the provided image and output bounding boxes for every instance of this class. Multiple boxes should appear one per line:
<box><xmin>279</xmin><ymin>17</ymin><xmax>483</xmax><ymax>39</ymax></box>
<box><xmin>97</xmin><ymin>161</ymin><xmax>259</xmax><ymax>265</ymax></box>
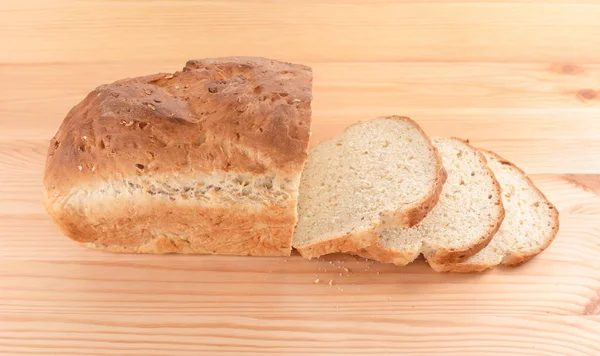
<box><xmin>3</xmin><ymin>1</ymin><xmax>600</xmax><ymax>64</ymax></box>
<box><xmin>1</xmin><ymin>0</ymin><xmax>600</xmax><ymax>355</ymax></box>
<box><xmin>1</xmin><ymin>314</ymin><xmax>598</xmax><ymax>355</ymax></box>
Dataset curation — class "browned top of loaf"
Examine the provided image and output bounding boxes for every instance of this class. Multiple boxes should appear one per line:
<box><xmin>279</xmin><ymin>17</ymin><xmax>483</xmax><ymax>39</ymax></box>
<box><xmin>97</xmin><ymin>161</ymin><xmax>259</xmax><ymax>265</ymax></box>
<box><xmin>44</xmin><ymin>57</ymin><xmax>312</xmax><ymax>195</ymax></box>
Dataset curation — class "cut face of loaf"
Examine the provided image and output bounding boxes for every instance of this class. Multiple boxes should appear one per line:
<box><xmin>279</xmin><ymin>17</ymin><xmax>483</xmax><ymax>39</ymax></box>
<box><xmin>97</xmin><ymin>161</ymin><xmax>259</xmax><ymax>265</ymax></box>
<box><xmin>292</xmin><ymin>116</ymin><xmax>447</xmax><ymax>259</ymax></box>
<box><xmin>429</xmin><ymin>150</ymin><xmax>559</xmax><ymax>272</ymax></box>
<box><xmin>43</xmin><ymin>57</ymin><xmax>312</xmax><ymax>256</ymax></box>
<box><xmin>355</xmin><ymin>137</ymin><xmax>505</xmax><ymax>266</ymax></box>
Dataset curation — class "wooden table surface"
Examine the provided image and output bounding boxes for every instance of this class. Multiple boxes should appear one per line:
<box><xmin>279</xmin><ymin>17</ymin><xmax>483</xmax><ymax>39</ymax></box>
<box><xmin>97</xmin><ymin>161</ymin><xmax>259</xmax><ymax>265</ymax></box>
<box><xmin>2</xmin><ymin>1</ymin><xmax>600</xmax><ymax>355</ymax></box>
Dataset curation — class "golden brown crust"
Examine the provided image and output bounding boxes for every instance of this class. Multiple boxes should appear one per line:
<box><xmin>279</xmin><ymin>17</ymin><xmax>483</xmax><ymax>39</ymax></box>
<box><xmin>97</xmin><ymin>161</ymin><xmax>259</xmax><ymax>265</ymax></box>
<box><xmin>43</xmin><ymin>57</ymin><xmax>312</xmax><ymax>256</ymax></box>
<box><xmin>44</xmin><ymin>57</ymin><xmax>312</xmax><ymax>197</ymax></box>
<box><xmin>353</xmin><ymin>243</ymin><xmax>420</xmax><ymax>266</ymax></box>
<box><xmin>428</xmin><ymin>261</ymin><xmax>490</xmax><ymax>273</ymax></box>
<box><xmin>295</xmin><ymin>116</ymin><xmax>447</xmax><ymax>259</ymax></box>
<box><xmin>355</xmin><ymin>138</ymin><xmax>505</xmax><ymax>268</ymax></box>
<box><xmin>49</xmin><ymin>193</ymin><xmax>297</xmax><ymax>256</ymax></box>
<box><xmin>430</xmin><ymin>149</ymin><xmax>559</xmax><ymax>272</ymax></box>
<box><xmin>295</xmin><ymin>229</ymin><xmax>379</xmax><ymax>259</ymax></box>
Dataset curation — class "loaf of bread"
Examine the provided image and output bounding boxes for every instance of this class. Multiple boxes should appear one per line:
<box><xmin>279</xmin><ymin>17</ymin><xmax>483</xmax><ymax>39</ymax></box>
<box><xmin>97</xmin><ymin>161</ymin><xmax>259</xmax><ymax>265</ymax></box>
<box><xmin>429</xmin><ymin>150</ymin><xmax>560</xmax><ymax>272</ymax></box>
<box><xmin>43</xmin><ymin>57</ymin><xmax>312</xmax><ymax>256</ymax></box>
<box><xmin>292</xmin><ymin>117</ymin><xmax>447</xmax><ymax>259</ymax></box>
<box><xmin>355</xmin><ymin>137</ymin><xmax>505</xmax><ymax>267</ymax></box>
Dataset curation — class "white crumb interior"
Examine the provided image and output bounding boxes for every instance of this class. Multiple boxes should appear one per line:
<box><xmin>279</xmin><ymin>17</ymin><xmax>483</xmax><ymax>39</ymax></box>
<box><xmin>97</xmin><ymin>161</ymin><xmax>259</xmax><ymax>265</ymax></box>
<box><xmin>58</xmin><ymin>171</ymin><xmax>300</xmax><ymax>219</ymax></box>
<box><xmin>292</xmin><ymin>118</ymin><xmax>439</xmax><ymax>247</ymax></box>
<box><xmin>378</xmin><ymin>137</ymin><xmax>503</xmax><ymax>257</ymax></box>
<box><xmin>460</xmin><ymin>152</ymin><xmax>556</xmax><ymax>265</ymax></box>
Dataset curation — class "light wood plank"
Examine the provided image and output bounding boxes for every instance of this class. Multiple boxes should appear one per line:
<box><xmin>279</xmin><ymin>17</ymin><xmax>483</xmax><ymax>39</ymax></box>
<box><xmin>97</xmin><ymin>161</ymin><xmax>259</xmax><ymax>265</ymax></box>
<box><xmin>2</xmin><ymin>213</ymin><xmax>599</xmax><ymax>263</ymax></box>
<box><xmin>0</xmin><ymin>313</ymin><xmax>599</xmax><ymax>355</ymax></box>
<box><xmin>0</xmin><ymin>141</ymin><xmax>600</xmax><ymax>215</ymax></box>
<box><xmin>2</xmin><ymin>137</ymin><xmax>600</xmax><ymax>215</ymax></box>
<box><xmin>5</xmin><ymin>62</ymin><xmax>600</xmax><ymax>110</ymax></box>
<box><xmin>3</xmin><ymin>62</ymin><xmax>600</xmax><ymax>139</ymax></box>
<box><xmin>0</xmin><ymin>256</ymin><xmax>598</xmax><ymax>317</ymax></box>
<box><xmin>5</xmin><ymin>119</ymin><xmax>599</xmax><ymax>175</ymax></box>
<box><xmin>0</xmin><ymin>212</ymin><xmax>598</xmax><ymax>318</ymax></box>
<box><xmin>3</xmin><ymin>60</ymin><xmax>600</xmax><ymax>173</ymax></box>
<box><xmin>2</xmin><ymin>138</ymin><xmax>599</xmax><ymax>216</ymax></box>
<box><xmin>2</xmin><ymin>2</ymin><xmax>600</xmax><ymax>64</ymax></box>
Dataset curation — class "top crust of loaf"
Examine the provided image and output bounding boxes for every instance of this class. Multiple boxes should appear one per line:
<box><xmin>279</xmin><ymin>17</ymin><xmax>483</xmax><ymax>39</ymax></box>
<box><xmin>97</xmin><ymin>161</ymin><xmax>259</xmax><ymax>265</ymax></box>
<box><xmin>430</xmin><ymin>149</ymin><xmax>560</xmax><ymax>272</ymax></box>
<box><xmin>293</xmin><ymin>116</ymin><xmax>447</xmax><ymax>259</ymax></box>
<box><xmin>44</xmin><ymin>57</ymin><xmax>312</xmax><ymax>198</ymax></box>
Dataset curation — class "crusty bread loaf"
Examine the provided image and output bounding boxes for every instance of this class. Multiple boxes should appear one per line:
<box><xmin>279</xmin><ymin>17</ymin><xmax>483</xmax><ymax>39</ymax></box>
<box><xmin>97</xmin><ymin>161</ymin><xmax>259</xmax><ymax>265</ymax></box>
<box><xmin>43</xmin><ymin>57</ymin><xmax>312</xmax><ymax>256</ymax></box>
<box><xmin>292</xmin><ymin>116</ymin><xmax>447</xmax><ymax>259</ymax></box>
<box><xmin>429</xmin><ymin>150</ymin><xmax>560</xmax><ymax>272</ymax></box>
<box><xmin>355</xmin><ymin>137</ymin><xmax>505</xmax><ymax>266</ymax></box>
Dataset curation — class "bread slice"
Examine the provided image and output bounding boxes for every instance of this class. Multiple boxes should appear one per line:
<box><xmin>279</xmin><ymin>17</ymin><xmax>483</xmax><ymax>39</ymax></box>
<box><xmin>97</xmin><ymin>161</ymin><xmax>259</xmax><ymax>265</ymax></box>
<box><xmin>429</xmin><ymin>150</ymin><xmax>560</xmax><ymax>272</ymax></box>
<box><xmin>292</xmin><ymin>116</ymin><xmax>447</xmax><ymax>259</ymax></box>
<box><xmin>355</xmin><ymin>137</ymin><xmax>505</xmax><ymax>266</ymax></box>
